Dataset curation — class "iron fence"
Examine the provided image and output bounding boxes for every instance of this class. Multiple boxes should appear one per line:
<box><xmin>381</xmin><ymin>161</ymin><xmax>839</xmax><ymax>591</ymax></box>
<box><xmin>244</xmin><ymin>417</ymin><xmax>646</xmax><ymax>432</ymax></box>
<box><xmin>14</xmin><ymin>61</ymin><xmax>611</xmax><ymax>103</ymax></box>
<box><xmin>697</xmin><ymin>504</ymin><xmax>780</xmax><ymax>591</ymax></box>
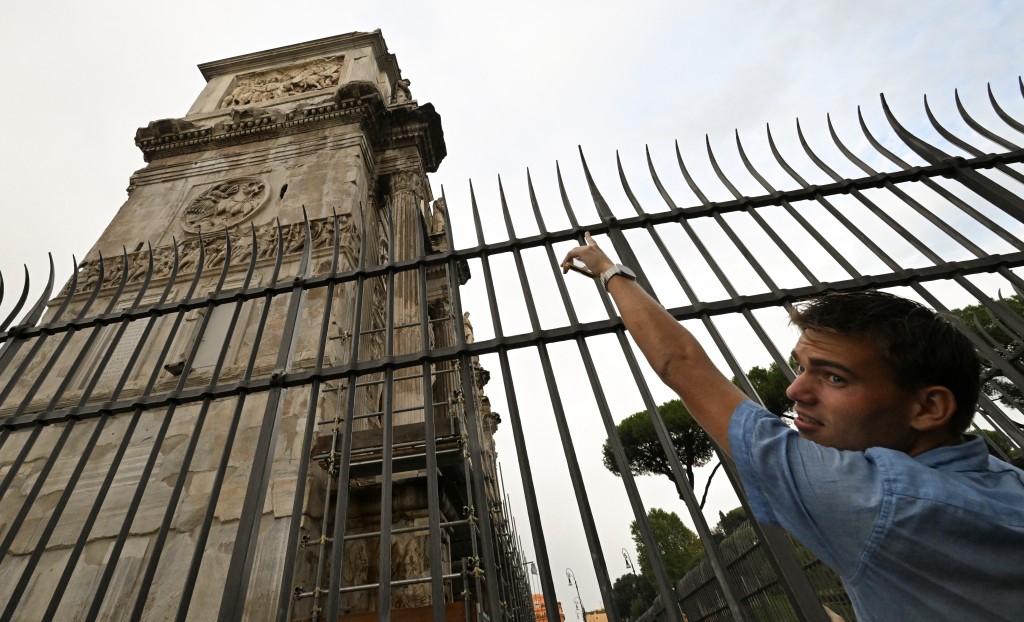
<box><xmin>0</xmin><ymin>81</ymin><xmax>1022</xmax><ymax>622</ymax></box>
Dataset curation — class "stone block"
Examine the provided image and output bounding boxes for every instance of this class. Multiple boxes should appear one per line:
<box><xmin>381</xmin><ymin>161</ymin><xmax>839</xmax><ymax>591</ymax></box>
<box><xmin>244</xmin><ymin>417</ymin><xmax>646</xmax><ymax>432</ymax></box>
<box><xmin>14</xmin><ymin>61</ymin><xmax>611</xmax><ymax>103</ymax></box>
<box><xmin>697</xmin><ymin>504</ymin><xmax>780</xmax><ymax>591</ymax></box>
<box><xmin>181</xmin><ymin>520</ymin><xmax>236</xmax><ymax>621</ymax></box>
<box><xmin>16</xmin><ymin>546</ymin><xmax>73</xmax><ymax>616</ymax></box>
<box><xmin>172</xmin><ymin>470</ymin><xmax>217</xmax><ymax>533</ymax></box>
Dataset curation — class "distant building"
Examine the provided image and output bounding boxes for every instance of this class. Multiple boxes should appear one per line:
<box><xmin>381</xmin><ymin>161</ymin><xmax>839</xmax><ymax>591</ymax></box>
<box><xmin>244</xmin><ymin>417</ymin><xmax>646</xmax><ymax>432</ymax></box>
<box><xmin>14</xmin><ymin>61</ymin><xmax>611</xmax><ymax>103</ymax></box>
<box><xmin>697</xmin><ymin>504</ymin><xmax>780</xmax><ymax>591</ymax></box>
<box><xmin>533</xmin><ymin>594</ymin><xmax>566</xmax><ymax>622</ymax></box>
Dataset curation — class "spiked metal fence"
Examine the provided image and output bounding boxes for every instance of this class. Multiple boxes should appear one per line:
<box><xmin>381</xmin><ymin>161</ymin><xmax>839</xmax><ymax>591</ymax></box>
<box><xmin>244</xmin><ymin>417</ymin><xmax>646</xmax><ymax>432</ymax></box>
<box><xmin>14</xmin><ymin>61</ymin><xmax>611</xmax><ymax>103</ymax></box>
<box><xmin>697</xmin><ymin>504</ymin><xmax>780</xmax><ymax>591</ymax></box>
<box><xmin>0</xmin><ymin>82</ymin><xmax>1023</xmax><ymax>622</ymax></box>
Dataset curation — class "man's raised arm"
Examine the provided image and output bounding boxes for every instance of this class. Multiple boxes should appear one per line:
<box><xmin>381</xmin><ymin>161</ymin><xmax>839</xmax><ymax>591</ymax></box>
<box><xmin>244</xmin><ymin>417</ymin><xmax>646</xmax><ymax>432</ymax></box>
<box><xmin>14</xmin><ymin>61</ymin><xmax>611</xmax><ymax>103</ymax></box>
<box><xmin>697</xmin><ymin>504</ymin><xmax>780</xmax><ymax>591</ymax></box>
<box><xmin>561</xmin><ymin>233</ymin><xmax>747</xmax><ymax>455</ymax></box>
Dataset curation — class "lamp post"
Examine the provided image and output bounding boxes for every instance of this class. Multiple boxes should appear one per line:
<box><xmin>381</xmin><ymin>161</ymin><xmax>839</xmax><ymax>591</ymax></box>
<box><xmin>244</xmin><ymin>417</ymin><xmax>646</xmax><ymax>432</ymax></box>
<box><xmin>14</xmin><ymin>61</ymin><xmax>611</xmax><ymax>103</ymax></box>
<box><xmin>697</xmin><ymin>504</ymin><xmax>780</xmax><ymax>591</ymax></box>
<box><xmin>622</xmin><ymin>548</ymin><xmax>637</xmax><ymax>575</ymax></box>
<box><xmin>566</xmin><ymin>568</ymin><xmax>585</xmax><ymax>620</ymax></box>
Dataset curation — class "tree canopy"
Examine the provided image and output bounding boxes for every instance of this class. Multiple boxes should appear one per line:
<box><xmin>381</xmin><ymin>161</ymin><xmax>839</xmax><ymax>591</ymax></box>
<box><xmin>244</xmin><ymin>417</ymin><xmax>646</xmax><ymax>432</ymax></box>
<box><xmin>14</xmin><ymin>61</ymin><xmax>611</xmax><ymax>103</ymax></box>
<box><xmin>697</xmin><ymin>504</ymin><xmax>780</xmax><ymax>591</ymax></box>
<box><xmin>611</xmin><ymin>573</ymin><xmax>655</xmax><ymax>621</ymax></box>
<box><xmin>711</xmin><ymin>506</ymin><xmax>747</xmax><ymax>544</ymax></box>
<box><xmin>742</xmin><ymin>362</ymin><xmax>793</xmax><ymax>417</ymax></box>
<box><xmin>948</xmin><ymin>295</ymin><xmax>1024</xmax><ymax>410</ymax></box>
<box><xmin>630</xmin><ymin>508</ymin><xmax>703</xmax><ymax>589</ymax></box>
<box><xmin>602</xmin><ymin>400</ymin><xmax>714</xmax><ymax>487</ymax></box>
<box><xmin>603</xmin><ymin>363</ymin><xmax>793</xmax><ymax>487</ymax></box>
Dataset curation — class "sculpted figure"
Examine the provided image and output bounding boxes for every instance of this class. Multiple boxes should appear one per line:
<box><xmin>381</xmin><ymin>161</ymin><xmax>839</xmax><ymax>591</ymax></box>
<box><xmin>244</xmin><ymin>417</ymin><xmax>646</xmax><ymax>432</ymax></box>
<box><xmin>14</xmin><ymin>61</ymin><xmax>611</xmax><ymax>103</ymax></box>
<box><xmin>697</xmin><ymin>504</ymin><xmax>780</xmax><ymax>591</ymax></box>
<box><xmin>126</xmin><ymin>251</ymin><xmax>151</xmax><ymax>283</ymax></box>
<box><xmin>256</xmin><ymin>225</ymin><xmax>279</xmax><ymax>259</ymax></box>
<box><xmin>337</xmin><ymin>213</ymin><xmax>360</xmax><ymax>271</ymax></box>
<box><xmin>429</xmin><ymin>198</ymin><xmax>447</xmax><ymax>236</ymax></box>
<box><xmin>393</xmin><ymin>78</ymin><xmax>412</xmax><ymax>104</ymax></box>
<box><xmin>152</xmin><ymin>248</ymin><xmax>175</xmax><ymax>279</ymax></box>
<box><xmin>463</xmin><ymin>312</ymin><xmax>474</xmax><ymax>344</ymax></box>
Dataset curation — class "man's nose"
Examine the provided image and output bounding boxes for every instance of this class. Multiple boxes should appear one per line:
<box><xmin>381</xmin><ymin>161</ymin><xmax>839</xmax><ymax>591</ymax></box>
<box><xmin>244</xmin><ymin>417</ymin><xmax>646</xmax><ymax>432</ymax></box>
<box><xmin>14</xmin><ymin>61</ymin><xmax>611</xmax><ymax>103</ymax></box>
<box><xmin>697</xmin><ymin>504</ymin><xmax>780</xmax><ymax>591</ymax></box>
<box><xmin>786</xmin><ymin>372</ymin><xmax>811</xmax><ymax>403</ymax></box>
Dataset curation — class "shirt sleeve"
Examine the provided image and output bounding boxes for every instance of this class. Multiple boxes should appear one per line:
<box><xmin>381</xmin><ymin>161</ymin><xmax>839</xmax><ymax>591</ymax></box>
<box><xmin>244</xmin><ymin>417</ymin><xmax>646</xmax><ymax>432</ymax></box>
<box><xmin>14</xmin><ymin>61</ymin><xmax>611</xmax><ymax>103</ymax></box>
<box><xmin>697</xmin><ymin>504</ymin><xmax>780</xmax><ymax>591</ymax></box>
<box><xmin>728</xmin><ymin>400</ymin><xmax>887</xmax><ymax>577</ymax></box>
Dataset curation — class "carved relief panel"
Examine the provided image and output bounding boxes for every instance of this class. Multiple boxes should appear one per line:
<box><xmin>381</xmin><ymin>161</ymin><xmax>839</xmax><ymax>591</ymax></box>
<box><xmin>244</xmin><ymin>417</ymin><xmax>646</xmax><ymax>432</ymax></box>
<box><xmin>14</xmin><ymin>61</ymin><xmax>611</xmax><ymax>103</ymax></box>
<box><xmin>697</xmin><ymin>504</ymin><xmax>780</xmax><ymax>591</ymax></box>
<box><xmin>182</xmin><ymin>177</ymin><xmax>270</xmax><ymax>234</ymax></box>
<box><xmin>219</xmin><ymin>55</ymin><xmax>345</xmax><ymax>109</ymax></box>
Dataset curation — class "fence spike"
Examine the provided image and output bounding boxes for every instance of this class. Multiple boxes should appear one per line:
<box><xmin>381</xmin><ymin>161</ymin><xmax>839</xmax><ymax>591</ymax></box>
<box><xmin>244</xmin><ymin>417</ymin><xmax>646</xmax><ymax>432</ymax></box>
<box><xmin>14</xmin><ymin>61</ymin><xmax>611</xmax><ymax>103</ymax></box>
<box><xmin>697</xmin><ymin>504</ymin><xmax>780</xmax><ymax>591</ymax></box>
<box><xmin>674</xmin><ymin>140</ymin><xmax>709</xmax><ymax>205</ymax></box>
<box><xmin>956</xmin><ymin>89</ymin><xmax>1022</xmax><ymax>151</ymax></box>
<box><xmin>987</xmin><ymin>83</ymin><xmax>1024</xmax><ymax>134</ymax></box>
<box><xmin>737</xmin><ymin>126</ymin><xmax>778</xmax><ymax>193</ymax></box>
<box><xmin>578</xmin><ymin>146</ymin><xmax>615</xmax><ymax>221</ymax></box>
<box><xmin>645</xmin><ymin>144</ymin><xmax>681</xmax><ymax>212</ymax></box>
<box><xmin>0</xmin><ymin>265</ymin><xmax>31</xmax><ymax>333</ymax></box>
<box><xmin>615</xmin><ymin>150</ymin><xmax>645</xmax><ymax>216</ymax></box>
<box><xmin>827</xmin><ymin>114</ymin><xmax>876</xmax><ymax>176</ymax></box>
<box><xmin>705</xmin><ymin>133</ymin><xmax>743</xmax><ymax>199</ymax></box>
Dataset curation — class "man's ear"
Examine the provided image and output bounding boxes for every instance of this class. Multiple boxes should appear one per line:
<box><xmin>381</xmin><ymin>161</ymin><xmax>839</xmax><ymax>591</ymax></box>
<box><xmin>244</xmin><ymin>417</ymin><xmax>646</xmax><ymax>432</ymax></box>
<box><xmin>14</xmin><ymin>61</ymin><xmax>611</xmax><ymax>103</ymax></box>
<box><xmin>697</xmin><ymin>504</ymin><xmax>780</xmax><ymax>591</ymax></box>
<box><xmin>910</xmin><ymin>386</ymin><xmax>957</xmax><ymax>432</ymax></box>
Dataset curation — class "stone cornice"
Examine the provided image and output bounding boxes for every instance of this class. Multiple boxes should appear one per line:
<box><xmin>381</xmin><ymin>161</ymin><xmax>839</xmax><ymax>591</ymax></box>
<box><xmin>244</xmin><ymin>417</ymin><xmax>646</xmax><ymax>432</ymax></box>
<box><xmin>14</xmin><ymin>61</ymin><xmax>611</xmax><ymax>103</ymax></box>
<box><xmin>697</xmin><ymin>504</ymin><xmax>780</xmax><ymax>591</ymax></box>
<box><xmin>197</xmin><ymin>30</ymin><xmax>399</xmax><ymax>84</ymax></box>
<box><xmin>377</xmin><ymin>103</ymin><xmax>446</xmax><ymax>173</ymax></box>
<box><xmin>135</xmin><ymin>83</ymin><xmax>387</xmax><ymax>162</ymax></box>
<box><xmin>135</xmin><ymin>85</ymin><xmax>446</xmax><ymax>172</ymax></box>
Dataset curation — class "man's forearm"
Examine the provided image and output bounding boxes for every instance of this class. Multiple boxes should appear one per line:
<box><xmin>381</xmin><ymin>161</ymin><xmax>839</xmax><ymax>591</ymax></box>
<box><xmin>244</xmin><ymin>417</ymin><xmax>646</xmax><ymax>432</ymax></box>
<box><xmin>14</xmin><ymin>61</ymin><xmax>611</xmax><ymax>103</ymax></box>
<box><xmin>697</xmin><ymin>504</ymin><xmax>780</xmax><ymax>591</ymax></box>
<box><xmin>606</xmin><ymin>275</ymin><xmax>746</xmax><ymax>454</ymax></box>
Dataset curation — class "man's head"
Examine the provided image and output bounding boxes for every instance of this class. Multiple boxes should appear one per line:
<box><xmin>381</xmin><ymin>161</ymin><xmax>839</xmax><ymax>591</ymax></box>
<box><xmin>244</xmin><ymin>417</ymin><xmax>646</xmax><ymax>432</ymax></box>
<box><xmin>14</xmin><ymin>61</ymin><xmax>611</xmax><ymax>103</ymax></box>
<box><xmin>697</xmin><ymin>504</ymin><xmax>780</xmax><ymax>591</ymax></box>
<box><xmin>787</xmin><ymin>291</ymin><xmax>981</xmax><ymax>450</ymax></box>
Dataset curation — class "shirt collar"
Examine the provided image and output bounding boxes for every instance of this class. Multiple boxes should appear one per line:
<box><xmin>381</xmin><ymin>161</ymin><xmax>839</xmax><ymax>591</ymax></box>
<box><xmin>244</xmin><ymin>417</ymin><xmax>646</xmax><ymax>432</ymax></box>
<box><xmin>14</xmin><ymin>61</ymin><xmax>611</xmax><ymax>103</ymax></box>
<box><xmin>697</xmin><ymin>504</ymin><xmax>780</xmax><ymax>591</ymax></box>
<box><xmin>913</xmin><ymin>435</ymin><xmax>989</xmax><ymax>471</ymax></box>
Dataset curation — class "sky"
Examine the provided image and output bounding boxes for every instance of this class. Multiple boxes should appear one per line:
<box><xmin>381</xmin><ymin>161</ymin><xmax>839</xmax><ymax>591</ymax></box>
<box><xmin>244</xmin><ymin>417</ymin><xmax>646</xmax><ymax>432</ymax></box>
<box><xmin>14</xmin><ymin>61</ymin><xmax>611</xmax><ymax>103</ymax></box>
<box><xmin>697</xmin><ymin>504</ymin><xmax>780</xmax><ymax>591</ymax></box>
<box><xmin>1</xmin><ymin>0</ymin><xmax>1023</xmax><ymax>614</ymax></box>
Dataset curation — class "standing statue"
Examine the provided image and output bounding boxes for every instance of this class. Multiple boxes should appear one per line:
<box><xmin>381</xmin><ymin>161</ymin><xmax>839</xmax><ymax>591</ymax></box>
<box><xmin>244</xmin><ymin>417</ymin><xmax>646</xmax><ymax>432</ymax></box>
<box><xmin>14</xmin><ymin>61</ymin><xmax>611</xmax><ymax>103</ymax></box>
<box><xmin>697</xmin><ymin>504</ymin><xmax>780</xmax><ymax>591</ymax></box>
<box><xmin>393</xmin><ymin>78</ymin><xmax>412</xmax><ymax>104</ymax></box>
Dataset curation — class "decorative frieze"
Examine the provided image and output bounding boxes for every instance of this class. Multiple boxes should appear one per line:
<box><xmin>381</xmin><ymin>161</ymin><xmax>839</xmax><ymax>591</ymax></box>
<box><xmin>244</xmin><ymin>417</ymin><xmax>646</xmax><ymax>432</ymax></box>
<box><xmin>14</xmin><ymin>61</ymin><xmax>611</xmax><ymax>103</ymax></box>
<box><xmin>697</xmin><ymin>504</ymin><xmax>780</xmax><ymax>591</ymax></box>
<box><xmin>62</xmin><ymin>214</ymin><xmax>360</xmax><ymax>297</ymax></box>
<box><xmin>218</xmin><ymin>55</ymin><xmax>345</xmax><ymax>109</ymax></box>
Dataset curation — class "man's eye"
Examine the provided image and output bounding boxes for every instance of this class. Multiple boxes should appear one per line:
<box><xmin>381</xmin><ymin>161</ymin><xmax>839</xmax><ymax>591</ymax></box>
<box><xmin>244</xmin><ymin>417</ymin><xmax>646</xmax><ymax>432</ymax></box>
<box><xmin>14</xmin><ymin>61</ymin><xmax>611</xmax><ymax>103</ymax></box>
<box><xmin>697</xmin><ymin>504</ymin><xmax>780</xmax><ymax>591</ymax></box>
<box><xmin>827</xmin><ymin>374</ymin><xmax>845</xmax><ymax>384</ymax></box>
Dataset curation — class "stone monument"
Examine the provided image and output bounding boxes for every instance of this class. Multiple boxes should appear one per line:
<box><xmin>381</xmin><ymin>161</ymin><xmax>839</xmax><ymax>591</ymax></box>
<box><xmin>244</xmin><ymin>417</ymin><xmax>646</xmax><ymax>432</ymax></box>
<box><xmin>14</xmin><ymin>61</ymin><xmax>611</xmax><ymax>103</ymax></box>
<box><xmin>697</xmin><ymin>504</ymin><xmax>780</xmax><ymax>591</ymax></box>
<box><xmin>0</xmin><ymin>31</ymin><xmax>519</xmax><ymax>621</ymax></box>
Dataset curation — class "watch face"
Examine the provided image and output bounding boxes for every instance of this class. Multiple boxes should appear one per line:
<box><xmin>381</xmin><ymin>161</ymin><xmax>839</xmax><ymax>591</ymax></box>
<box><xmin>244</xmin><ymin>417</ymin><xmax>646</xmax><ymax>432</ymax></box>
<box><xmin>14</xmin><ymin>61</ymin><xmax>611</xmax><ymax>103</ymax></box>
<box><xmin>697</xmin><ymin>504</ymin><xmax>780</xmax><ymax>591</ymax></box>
<box><xmin>621</xmin><ymin>265</ymin><xmax>637</xmax><ymax>279</ymax></box>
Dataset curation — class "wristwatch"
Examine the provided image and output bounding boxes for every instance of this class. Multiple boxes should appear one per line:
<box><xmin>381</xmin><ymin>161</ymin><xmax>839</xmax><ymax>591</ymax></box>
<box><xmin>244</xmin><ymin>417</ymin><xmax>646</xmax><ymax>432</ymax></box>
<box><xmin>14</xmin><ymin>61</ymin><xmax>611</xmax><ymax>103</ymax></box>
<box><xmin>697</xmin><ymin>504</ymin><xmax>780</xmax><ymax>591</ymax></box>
<box><xmin>599</xmin><ymin>264</ymin><xmax>637</xmax><ymax>291</ymax></box>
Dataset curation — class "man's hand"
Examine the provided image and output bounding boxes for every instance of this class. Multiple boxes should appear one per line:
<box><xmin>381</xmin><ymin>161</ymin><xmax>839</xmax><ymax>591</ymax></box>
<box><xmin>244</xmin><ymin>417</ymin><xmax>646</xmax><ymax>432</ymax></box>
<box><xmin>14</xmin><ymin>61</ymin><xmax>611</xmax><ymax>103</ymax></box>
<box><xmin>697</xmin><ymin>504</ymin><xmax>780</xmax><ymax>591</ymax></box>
<box><xmin>561</xmin><ymin>232</ymin><xmax>614</xmax><ymax>279</ymax></box>
<box><xmin>557</xmin><ymin>231</ymin><xmax>745</xmax><ymax>455</ymax></box>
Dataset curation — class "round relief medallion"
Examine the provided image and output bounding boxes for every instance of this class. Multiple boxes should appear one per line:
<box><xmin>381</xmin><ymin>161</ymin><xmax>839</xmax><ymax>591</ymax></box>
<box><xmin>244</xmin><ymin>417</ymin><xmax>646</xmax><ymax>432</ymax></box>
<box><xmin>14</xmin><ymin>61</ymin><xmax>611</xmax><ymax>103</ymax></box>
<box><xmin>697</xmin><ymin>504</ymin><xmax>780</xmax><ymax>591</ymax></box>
<box><xmin>182</xmin><ymin>177</ymin><xmax>269</xmax><ymax>234</ymax></box>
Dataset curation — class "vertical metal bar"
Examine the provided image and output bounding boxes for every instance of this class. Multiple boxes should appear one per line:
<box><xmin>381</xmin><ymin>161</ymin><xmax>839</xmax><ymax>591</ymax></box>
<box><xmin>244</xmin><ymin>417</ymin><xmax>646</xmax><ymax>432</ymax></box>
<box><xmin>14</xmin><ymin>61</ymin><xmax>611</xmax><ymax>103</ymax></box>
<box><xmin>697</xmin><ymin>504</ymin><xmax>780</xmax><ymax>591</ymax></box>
<box><xmin>881</xmin><ymin>95</ymin><xmax>1024</xmax><ymax>222</ymax></box>
<box><xmin>500</xmin><ymin>175</ymin><xmax>573</xmax><ymax>622</ymax></box>
<box><xmin>0</xmin><ymin>415</ymin><xmax>107</xmax><ymax>621</ymax></box>
<box><xmin>496</xmin><ymin>175</ymin><xmax>648</xmax><ymax>622</ymax></box>
<box><xmin>444</xmin><ymin>185</ymin><xmax>504</xmax><ymax>619</ymax></box>
<box><xmin>178</xmin><ymin>232</ymin><xmax>272</xmax><ymax>621</ymax></box>
<box><xmin>0</xmin><ymin>254</ymin><xmax>55</xmax><ymax>377</ymax></box>
<box><xmin>0</xmin><ymin>265</ymin><xmax>32</xmax><ymax>333</ymax></box>
<box><xmin>0</xmin><ymin>252</ymin><xmax>108</xmax><ymax>411</ymax></box>
<box><xmin>564</xmin><ymin>159</ymin><xmax>749</xmax><ymax>620</ymax></box>
<box><xmin>325</xmin><ymin>202</ymin><xmax>370</xmax><ymax>621</ymax></box>
<box><xmin>600</xmin><ymin>147</ymin><xmax>830</xmax><ymax>620</ymax></box>
<box><xmin>275</xmin><ymin>212</ymin><xmax>344</xmax><ymax>622</ymax></box>
<box><xmin>377</xmin><ymin>204</ymin><xmax>397</xmax><ymax>621</ymax></box>
<box><xmin>130</xmin><ymin>237</ymin><xmax>232</xmax><ymax>620</ymax></box>
<box><xmin>850</xmin><ymin>113</ymin><xmax>1024</xmax><ymax>253</ymax></box>
<box><xmin>220</xmin><ymin>214</ymin><xmax>314</xmax><ymax>620</ymax></box>
<box><xmin>84</xmin><ymin>241</ymin><xmax>208</xmax><ymax>619</ymax></box>
<box><xmin>413</xmin><ymin>202</ymin><xmax>447</xmax><ymax>621</ymax></box>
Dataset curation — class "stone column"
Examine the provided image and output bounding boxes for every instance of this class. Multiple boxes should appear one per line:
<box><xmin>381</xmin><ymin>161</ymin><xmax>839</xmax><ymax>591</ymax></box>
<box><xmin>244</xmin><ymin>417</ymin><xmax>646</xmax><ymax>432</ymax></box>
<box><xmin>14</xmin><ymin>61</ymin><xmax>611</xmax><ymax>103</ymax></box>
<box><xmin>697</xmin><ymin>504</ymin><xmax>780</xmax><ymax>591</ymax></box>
<box><xmin>387</xmin><ymin>170</ymin><xmax>426</xmax><ymax>425</ymax></box>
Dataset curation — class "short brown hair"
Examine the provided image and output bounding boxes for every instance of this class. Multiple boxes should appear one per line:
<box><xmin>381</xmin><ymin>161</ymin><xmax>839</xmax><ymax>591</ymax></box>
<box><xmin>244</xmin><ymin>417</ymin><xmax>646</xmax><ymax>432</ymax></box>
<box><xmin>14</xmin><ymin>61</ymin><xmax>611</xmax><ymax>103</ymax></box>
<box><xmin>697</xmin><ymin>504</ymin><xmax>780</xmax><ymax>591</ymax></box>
<box><xmin>789</xmin><ymin>291</ymin><xmax>981</xmax><ymax>435</ymax></box>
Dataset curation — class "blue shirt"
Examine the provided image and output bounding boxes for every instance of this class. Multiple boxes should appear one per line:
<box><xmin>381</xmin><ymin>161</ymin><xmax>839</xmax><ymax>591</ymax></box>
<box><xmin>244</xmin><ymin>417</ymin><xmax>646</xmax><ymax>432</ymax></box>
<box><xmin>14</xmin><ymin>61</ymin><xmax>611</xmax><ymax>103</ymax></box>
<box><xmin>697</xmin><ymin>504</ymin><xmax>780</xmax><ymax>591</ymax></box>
<box><xmin>728</xmin><ymin>400</ymin><xmax>1024</xmax><ymax>621</ymax></box>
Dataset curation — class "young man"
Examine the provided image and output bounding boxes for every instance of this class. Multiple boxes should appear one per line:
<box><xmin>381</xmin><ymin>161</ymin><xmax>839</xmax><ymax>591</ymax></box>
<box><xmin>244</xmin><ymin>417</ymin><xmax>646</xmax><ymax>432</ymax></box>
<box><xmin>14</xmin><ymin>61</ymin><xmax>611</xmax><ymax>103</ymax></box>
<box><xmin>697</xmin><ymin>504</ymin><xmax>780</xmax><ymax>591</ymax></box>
<box><xmin>562</xmin><ymin>233</ymin><xmax>1024</xmax><ymax>621</ymax></box>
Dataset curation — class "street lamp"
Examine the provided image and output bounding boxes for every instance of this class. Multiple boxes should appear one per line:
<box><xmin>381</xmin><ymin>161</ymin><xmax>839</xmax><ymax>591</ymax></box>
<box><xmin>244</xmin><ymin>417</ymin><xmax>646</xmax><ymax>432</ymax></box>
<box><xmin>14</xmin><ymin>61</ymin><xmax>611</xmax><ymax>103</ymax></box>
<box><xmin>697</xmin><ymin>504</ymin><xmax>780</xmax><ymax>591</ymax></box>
<box><xmin>566</xmin><ymin>568</ymin><xmax>585</xmax><ymax>620</ymax></box>
<box><xmin>622</xmin><ymin>548</ymin><xmax>637</xmax><ymax>575</ymax></box>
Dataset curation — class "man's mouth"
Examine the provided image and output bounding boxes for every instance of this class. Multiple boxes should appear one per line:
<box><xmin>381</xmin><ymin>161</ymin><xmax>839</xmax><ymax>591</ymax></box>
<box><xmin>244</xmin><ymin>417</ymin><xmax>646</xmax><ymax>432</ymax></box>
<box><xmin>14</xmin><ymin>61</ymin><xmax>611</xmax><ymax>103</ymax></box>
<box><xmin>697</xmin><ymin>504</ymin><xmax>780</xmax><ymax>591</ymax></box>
<box><xmin>793</xmin><ymin>410</ymin><xmax>824</xmax><ymax>432</ymax></box>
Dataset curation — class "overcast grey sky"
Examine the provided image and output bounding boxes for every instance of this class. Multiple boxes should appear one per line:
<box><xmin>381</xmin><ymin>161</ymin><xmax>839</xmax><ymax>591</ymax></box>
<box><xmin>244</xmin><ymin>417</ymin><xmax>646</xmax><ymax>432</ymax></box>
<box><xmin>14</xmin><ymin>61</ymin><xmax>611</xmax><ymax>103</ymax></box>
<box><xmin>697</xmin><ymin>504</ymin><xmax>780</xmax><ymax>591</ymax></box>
<box><xmin>2</xmin><ymin>0</ymin><xmax>1023</xmax><ymax>613</ymax></box>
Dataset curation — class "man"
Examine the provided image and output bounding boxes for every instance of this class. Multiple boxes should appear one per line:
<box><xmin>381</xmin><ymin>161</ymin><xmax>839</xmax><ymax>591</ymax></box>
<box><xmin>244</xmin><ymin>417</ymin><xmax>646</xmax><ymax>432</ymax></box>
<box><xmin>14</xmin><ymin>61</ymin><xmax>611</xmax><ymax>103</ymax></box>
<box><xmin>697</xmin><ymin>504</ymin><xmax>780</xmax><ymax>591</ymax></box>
<box><xmin>561</xmin><ymin>233</ymin><xmax>1024</xmax><ymax>621</ymax></box>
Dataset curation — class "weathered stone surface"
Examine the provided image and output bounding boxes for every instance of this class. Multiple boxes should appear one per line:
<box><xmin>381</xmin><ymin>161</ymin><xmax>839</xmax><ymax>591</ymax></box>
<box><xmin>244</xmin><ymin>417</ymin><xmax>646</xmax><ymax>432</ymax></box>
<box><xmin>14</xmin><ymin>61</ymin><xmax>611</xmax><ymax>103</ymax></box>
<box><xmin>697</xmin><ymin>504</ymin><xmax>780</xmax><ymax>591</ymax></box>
<box><xmin>0</xmin><ymin>549</ymin><xmax>29</xmax><ymax>614</ymax></box>
<box><xmin>182</xmin><ymin>520</ymin><xmax>237</xmax><ymax>621</ymax></box>
<box><xmin>14</xmin><ymin>546</ymin><xmax>73</xmax><ymax>618</ymax></box>
<box><xmin>0</xmin><ymin>31</ymin><xmax>491</xmax><ymax>620</ymax></box>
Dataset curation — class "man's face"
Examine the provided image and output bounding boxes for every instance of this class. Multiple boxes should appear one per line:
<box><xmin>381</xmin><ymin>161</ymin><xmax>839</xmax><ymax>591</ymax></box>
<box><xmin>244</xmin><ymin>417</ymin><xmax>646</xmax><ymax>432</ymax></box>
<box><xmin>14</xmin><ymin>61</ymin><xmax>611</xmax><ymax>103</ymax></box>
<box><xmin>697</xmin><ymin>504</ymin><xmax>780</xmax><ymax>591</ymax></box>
<box><xmin>786</xmin><ymin>329</ymin><xmax>920</xmax><ymax>452</ymax></box>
